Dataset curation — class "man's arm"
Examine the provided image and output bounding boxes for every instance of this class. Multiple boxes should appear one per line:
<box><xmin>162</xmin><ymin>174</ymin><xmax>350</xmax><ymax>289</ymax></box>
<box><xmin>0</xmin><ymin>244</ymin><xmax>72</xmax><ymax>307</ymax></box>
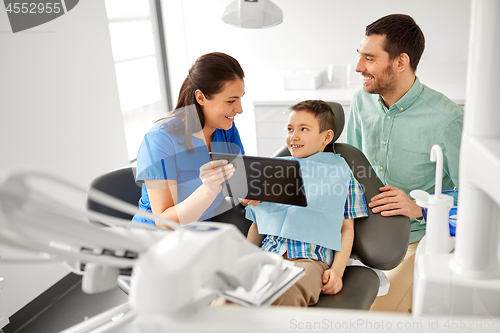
<box><xmin>441</xmin><ymin>116</ymin><xmax>463</xmax><ymax>189</ymax></box>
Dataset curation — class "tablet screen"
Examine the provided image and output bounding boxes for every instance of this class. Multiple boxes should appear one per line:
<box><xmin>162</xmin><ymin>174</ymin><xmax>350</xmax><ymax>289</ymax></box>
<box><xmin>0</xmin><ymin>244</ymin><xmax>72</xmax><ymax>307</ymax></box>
<box><xmin>209</xmin><ymin>153</ymin><xmax>307</xmax><ymax>207</ymax></box>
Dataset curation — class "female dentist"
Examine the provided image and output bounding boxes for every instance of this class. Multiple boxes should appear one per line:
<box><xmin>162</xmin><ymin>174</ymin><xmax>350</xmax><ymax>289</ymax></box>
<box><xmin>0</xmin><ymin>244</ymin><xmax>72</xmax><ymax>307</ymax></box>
<box><xmin>132</xmin><ymin>52</ymin><xmax>247</xmax><ymax>226</ymax></box>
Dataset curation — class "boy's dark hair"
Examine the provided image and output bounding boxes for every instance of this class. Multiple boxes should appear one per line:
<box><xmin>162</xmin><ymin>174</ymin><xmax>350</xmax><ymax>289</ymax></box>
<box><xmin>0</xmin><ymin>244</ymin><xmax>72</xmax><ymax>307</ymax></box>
<box><xmin>289</xmin><ymin>100</ymin><xmax>335</xmax><ymax>133</ymax></box>
<box><xmin>366</xmin><ymin>14</ymin><xmax>425</xmax><ymax>72</ymax></box>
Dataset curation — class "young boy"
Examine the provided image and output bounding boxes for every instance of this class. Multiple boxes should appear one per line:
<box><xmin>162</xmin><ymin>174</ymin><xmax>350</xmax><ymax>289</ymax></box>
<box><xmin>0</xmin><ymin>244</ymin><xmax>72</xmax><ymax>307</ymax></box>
<box><xmin>246</xmin><ymin>100</ymin><xmax>368</xmax><ymax>307</ymax></box>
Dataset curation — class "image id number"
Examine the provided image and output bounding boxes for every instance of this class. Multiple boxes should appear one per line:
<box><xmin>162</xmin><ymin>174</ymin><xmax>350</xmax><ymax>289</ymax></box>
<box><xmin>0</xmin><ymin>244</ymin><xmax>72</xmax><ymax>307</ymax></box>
<box><xmin>6</xmin><ymin>2</ymin><xmax>62</xmax><ymax>14</ymax></box>
<box><xmin>444</xmin><ymin>319</ymin><xmax>499</xmax><ymax>330</ymax></box>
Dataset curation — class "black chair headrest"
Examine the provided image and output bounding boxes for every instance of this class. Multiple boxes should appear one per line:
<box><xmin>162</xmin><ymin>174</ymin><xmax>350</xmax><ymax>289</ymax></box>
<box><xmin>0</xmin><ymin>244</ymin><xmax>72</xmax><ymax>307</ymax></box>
<box><xmin>328</xmin><ymin>101</ymin><xmax>345</xmax><ymax>144</ymax></box>
<box><xmin>324</xmin><ymin>102</ymin><xmax>344</xmax><ymax>153</ymax></box>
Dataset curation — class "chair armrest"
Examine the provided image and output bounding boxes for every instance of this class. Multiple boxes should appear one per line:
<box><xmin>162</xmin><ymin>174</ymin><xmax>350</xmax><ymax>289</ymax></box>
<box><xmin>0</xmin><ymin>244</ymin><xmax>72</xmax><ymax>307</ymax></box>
<box><xmin>334</xmin><ymin>143</ymin><xmax>410</xmax><ymax>270</ymax></box>
<box><xmin>312</xmin><ymin>266</ymin><xmax>379</xmax><ymax>309</ymax></box>
<box><xmin>351</xmin><ymin>215</ymin><xmax>410</xmax><ymax>270</ymax></box>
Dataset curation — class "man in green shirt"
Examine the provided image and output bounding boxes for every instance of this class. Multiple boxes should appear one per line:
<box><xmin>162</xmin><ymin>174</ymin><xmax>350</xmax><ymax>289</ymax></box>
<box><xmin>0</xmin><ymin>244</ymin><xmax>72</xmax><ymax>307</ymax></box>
<box><xmin>346</xmin><ymin>14</ymin><xmax>463</xmax><ymax>313</ymax></box>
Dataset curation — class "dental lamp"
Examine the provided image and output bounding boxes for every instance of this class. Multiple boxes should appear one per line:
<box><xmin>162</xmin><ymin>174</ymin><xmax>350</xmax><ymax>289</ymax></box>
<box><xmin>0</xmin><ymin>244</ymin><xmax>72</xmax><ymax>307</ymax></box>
<box><xmin>221</xmin><ymin>0</ymin><xmax>283</xmax><ymax>29</ymax></box>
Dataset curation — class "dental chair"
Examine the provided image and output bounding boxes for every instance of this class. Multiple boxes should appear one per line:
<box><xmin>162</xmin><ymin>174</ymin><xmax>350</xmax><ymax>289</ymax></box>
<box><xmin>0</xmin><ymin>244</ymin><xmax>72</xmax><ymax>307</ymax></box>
<box><xmin>86</xmin><ymin>166</ymin><xmax>141</xmax><ymax>225</ymax></box>
<box><xmin>85</xmin><ymin>102</ymin><xmax>410</xmax><ymax>309</ymax></box>
<box><xmin>264</xmin><ymin>101</ymin><xmax>411</xmax><ymax>309</ymax></box>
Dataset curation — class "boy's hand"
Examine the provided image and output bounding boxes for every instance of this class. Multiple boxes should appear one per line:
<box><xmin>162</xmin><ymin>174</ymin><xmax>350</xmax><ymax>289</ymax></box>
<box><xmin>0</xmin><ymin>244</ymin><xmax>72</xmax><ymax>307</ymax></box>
<box><xmin>321</xmin><ymin>268</ymin><xmax>343</xmax><ymax>294</ymax></box>
<box><xmin>239</xmin><ymin>198</ymin><xmax>260</xmax><ymax>206</ymax></box>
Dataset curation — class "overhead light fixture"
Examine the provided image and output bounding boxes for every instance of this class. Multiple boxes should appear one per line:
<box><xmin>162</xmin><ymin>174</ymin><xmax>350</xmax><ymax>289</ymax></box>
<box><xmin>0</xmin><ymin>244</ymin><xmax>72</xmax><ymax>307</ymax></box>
<box><xmin>221</xmin><ymin>0</ymin><xmax>283</xmax><ymax>29</ymax></box>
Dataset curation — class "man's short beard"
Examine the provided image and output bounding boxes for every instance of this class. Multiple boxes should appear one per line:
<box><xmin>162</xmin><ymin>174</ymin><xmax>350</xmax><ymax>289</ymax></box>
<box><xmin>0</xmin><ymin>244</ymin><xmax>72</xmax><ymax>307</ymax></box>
<box><xmin>365</xmin><ymin>64</ymin><xmax>397</xmax><ymax>96</ymax></box>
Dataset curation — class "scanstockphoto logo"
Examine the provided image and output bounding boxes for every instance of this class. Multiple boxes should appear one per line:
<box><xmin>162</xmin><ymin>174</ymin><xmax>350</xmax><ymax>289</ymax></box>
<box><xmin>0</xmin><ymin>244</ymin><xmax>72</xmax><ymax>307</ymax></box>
<box><xmin>3</xmin><ymin>0</ymin><xmax>79</xmax><ymax>33</ymax></box>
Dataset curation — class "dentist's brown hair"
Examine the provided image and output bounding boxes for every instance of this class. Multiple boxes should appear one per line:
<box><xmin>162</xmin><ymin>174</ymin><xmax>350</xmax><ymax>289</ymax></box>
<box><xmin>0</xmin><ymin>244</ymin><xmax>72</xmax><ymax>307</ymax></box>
<box><xmin>158</xmin><ymin>52</ymin><xmax>245</xmax><ymax>151</ymax></box>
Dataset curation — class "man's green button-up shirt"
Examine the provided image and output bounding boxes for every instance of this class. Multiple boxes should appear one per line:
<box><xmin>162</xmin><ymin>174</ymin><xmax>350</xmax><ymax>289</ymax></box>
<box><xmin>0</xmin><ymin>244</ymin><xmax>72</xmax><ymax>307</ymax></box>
<box><xmin>347</xmin><ymin>77</ymin><xmax>463</xmax><ymax>243</ymax></box>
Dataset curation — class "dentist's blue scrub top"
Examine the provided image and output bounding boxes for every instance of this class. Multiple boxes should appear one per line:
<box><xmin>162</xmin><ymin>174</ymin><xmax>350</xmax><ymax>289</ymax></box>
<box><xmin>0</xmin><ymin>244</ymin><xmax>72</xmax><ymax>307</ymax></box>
<box><xmin>132</xmin><ymin>118</ymin><xmax>244</xmax><ymax>224</ymax></box>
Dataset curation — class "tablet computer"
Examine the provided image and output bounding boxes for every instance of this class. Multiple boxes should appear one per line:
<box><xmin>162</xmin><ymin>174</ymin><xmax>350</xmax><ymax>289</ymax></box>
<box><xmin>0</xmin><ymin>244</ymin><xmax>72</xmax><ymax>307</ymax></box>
<box><xmin>209</xmin><ymin>152</ymin><xmax>307</xmax><ymax>207</ymax></box>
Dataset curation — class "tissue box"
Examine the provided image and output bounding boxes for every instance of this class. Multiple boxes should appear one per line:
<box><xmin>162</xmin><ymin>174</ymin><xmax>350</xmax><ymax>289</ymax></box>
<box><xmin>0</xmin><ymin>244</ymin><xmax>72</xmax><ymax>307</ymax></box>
<box><xmin>282</xmin><ymin>70</ymin><xmax>324</xmax><ymax>90</ymax></box>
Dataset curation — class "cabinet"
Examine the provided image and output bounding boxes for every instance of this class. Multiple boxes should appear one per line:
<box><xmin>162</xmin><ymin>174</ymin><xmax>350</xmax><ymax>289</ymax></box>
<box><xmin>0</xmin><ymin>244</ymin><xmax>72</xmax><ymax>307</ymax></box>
<box><xmin>254</xmin><ymin>102</ymin><xmax>350</xmax><ymax>157</ymax></box>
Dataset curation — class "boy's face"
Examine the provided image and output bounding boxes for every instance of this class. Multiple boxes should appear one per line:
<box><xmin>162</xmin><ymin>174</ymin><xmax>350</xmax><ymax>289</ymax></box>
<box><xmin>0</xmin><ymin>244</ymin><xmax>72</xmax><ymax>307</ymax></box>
<box><xmin>286</xmin><ymin>110</ymin><xmax>333</xmax><ymax>158</ymax></box>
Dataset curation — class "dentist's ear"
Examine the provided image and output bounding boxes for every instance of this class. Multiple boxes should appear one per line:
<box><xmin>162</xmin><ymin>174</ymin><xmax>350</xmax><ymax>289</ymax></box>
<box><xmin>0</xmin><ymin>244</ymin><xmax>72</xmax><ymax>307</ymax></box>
<box><xmin>195</xmin><ymin>89</ymin><xmax>206</xmax><ymax>105</ymax></box>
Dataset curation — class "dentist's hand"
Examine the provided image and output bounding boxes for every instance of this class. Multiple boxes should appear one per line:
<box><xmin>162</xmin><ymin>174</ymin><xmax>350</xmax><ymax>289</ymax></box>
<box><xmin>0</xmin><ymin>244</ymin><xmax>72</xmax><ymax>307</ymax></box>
<box><xmin>369</xmin><ymin>185</ymin><xmax>423</xmax><ymax>219</ymax></box>
<box><xmin>199</xmin><ymin>160</ymin><xmax>235</xmax><ymax>194</ymax></box>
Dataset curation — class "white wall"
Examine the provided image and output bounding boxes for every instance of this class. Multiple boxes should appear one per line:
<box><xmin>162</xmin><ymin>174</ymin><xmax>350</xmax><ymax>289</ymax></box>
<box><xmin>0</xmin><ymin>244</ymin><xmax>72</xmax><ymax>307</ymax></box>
<box><xmin>0</xmin><ymin>1</ymin><xmax>129</xmax><ymax>317</ymax></box>
<box><xmin>162</xmin><ymin>0</ymin><xmax>471</xmax><ymax>155</ymax></box>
